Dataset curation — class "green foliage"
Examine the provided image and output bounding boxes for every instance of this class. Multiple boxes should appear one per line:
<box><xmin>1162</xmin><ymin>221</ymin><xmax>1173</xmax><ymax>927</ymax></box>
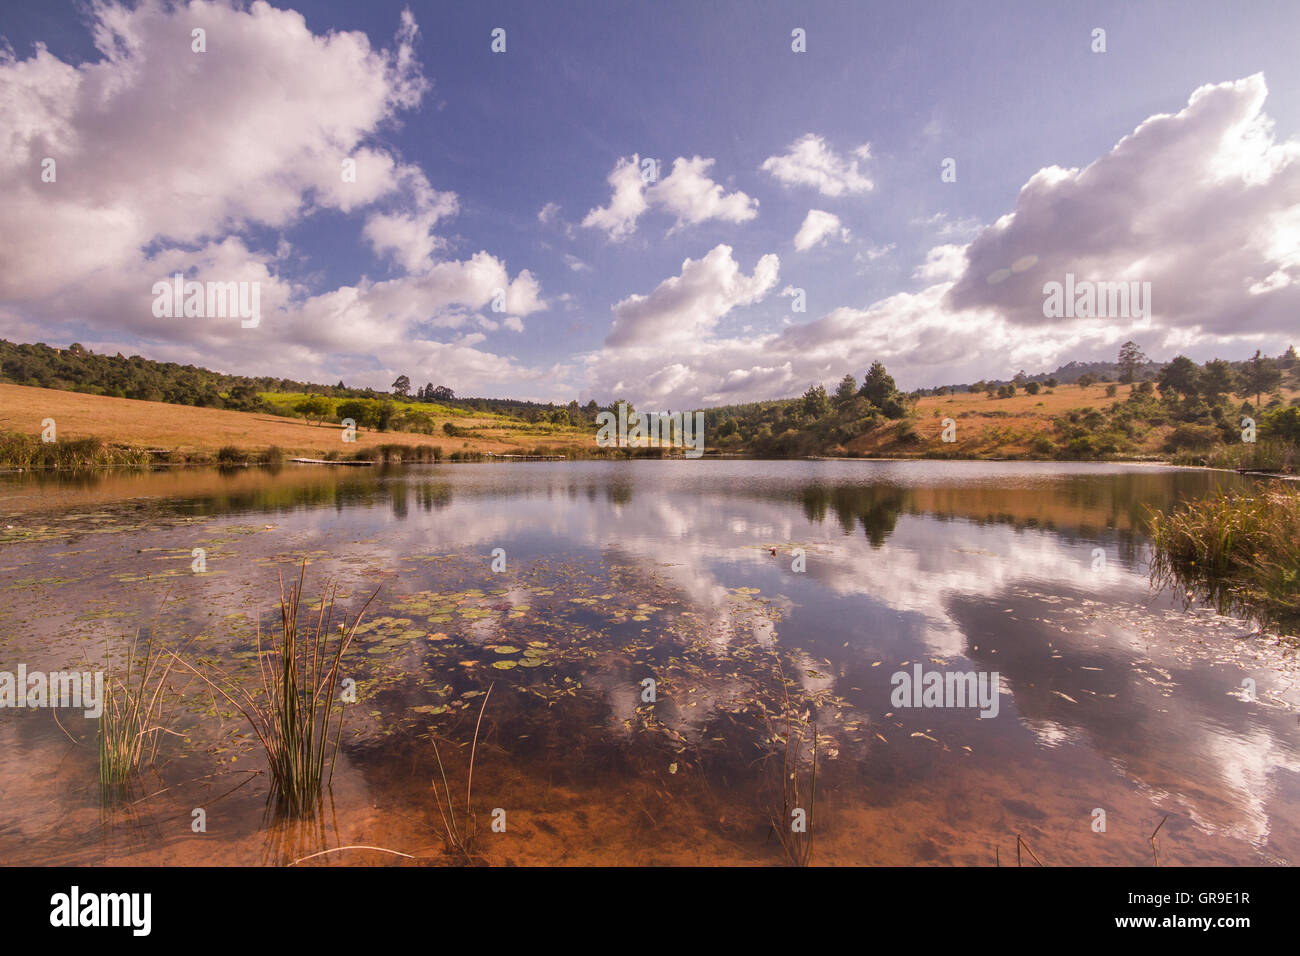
<box><xmin>802</xmin><ymin>383</ymin><xmax>831</xmax><ymax>419</ymax></box>
<box><xmin>860</xmin><ymin>361</ymin><xmax>898</xmax><ymax>407</ymax></box>
<box><xmin>1150</xmin><ymin>487</ymin><xmax>1300</xmax><ymax>634</ymax></box>
<box><xmin>1262</xmin><ymin>405</ymin><xmax>1300</xmax><ymax>444</ymax></box>
<box><xmin>293</xmin><ymin>394</ymin><xmax>331</xmax><ymax>424</ymax></box>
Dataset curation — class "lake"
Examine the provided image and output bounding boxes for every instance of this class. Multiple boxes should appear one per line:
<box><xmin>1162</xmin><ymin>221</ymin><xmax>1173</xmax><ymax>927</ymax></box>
<box><xmin>0</xmin><ymin>460</ymin><xmax>1296</xmax><ymax>865</ymax></box>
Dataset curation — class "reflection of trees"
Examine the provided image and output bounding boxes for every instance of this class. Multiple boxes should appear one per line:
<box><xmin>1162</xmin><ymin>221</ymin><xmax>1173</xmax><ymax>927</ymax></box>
<box><xmin>800</xmin><ymin>485</ymin><xmax>909</xmax><ymax>546</ymax></box>
<box><xmin>787</xmin><ymin>470</ymin><xmax>1254</xmax><ymax>546</ymax></box>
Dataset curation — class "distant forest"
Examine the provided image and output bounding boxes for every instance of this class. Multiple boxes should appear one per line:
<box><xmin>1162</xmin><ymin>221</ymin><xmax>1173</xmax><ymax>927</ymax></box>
<box><xmin>2</xmin><ymin>338</ymin><xmax>1297</xmax><ymax>448</ymax></box>
<box><xmin>0</xmin><ymin>339</ymin><xmax>593</xmax><ymax>423</ymax></box>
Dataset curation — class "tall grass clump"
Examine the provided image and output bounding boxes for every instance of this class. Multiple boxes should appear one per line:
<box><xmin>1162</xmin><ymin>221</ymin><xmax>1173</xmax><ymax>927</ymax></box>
<box><xmin>174</xmin><ymin>562</ymin><xmax>378</xmax><ymax>817</ymax></box>
<box><xmin>1203</xmin><ymin>438</ymin><xmax>1296</xmax><ymax>474</ymax></box>
<box><xmin>215</xmin><ymin>444</ymin><xmax>249</xmax><ymax>466</ymax></box>
<box><xmin>0</xmin><ymin>431</ymin><xmax>151</xmax><ymax>470</ymax></box>
<box><xmin>257</xmin><ymin>445</ymin><xmax>286</xmax><ymax>466</ymax></box>
<box><xmin>98</xmin><ymin>607</ymin><xmax>181</xmax><ymax>791</ymax></box>
<box><xmin>1149</xmin><ymin>485</ymin><xmax>1300</xmax><ymax>634</ymax></box>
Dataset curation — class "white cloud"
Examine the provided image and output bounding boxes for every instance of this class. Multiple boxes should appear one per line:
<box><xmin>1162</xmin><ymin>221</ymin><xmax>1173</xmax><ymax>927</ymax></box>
<box><xmin>946</xmin><ymin>74</ymin><xmax>1300</xmax><ymax>339</ymax></box>
<box><xmin>581</xmin><ymin>156</ymin><xmax>649</xmax><ymax>240</ymax></box>
<box><xmin>760</xmin><ymin>134</ymin><xmax>874</xmax><ymax>197</ymax></box>
<box><xmin>912</xmin><ymin>244</ymin><xmax>967</xmax><ymax>282</ymax></box>
<box><xmin>604</xmin><ymin>244</ymin><xmax>779</xmax><ymax>347</ymax></box>
<box><xmin>650</xmin><ymin>156</ymin><xmax>758</xmax><ymax>232</ymax></box>
<box><xmin>587</xmin><ymin>76</ymin><xmax>1300</xmax><ymax>407</ymax></box>
<box><xmin>0</xmin><ymin>1</ymin><xmax>548</xmax><ymax>397</ymax></box>
<box><xmin>793</xmin><ymin>209</ymin><xmax>850</xmax><ymax>251</ymax></box>
<box><xmin>582</xmin><ymin>154</ymin><xmax>757</xmax><ymax>240</ymax></box>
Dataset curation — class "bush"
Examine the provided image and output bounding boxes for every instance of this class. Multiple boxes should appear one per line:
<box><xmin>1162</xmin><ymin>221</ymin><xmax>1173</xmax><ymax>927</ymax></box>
<box><xmin>1261</xmin><ymin>406</ymin><xmax>1300</xmax><ymax>444</ymax></box>
<box><xmin>1166</xmin><ymin>423</ymin><xmax>1220</xmax><ymax>451</ymax></box>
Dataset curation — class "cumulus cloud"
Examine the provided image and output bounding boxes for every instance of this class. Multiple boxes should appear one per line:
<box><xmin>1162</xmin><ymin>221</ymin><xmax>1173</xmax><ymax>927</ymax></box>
<box><xmin>582</xmin><ymin>154</ymin><xmax>757</xmax><ymax>240</ymax></box>
<box><xmin>604</xmin><ymin>244</ymin><xmax>779</xmax><ymax>348</ymax></box>
<box><xmin>912</xmin><ymin>244</ymin><xmax>966</xmax><ymax>282</ymax></box>
<box><xmin>587</xmin><ymin>75</ymin><xmax>1300</xmax><ymax>408</ymax></box>
<box><xmin>0</xmin><ymin>0</ymin><xmax>547</xmax><ymax>395</ymax></box>
<box><xmin>793</xmin><ymin>209</ymin><xmax>850</xmax><ymax>251</ymax></box>
<box><xmin>945</xmin><ymin>74</ymin><xmax>1300</xmax><ymax>340</ymax></box>
<box><xmin>760</xmin><ymin>134</ymin><xmax>874</xmax><ymax>197</ymax></box>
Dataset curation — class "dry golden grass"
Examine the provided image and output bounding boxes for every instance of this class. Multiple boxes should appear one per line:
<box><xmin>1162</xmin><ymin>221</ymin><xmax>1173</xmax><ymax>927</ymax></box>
<box><xmin>847</xmin><ymin>383</ymin><xmax>1298</xmax><ymax>457</ymax></box>
<box><xmin>0</xmin><ymin>383</ymin><xmax>593</xmax><ymax>458</ymax></box>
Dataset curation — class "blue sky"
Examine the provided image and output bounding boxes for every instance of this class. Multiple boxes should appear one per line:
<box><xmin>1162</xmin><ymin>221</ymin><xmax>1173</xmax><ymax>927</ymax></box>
<box><xmin>1</xmin><ymin>0</ymin><xmax>1298</xmax><ymax>405</ymax></box>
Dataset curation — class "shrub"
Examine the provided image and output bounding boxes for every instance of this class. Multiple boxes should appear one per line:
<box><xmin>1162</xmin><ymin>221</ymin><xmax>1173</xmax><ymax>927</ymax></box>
<box><xmin>1166</xmin><ymin>423</ymin><xmax>1220</xmax><ymax>451</ymax></box>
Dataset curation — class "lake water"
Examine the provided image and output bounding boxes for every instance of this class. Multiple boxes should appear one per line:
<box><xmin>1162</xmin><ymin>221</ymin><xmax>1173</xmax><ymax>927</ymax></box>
<box><xmin>1</xmin><ymin>460</ymin><xmax>1296</xmax><ymax>865</ymax></box>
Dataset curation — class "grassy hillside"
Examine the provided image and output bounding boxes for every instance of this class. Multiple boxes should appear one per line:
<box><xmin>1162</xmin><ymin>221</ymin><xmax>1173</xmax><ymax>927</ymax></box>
<box><xmin>0</xmin><ymin>383</ymin><xmax>593</xmax><ymax>463</ymax></box>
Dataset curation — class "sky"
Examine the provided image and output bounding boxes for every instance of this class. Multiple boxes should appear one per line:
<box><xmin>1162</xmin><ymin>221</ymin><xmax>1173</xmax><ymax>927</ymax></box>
<box><xmin>1</xmin><ymin>0</ymin><xmax>1298</xmax><ymax>407</ymax></box>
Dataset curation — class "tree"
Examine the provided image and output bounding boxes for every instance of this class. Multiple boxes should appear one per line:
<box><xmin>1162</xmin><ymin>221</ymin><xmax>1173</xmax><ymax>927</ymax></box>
<box><xmin>225</xmin><ymin>383</ymin><xmax>262</xmax><ymax>411</ymax></box>
<box><xmin>1118</xmin><ymin>341</ymin><xmax>1147</xmax><ymax>384</ymax></box>
<box><xmin>391</xmin><ymin>375</ymin><xmax>411</xmax><ymax>397</ymax></box>
<box><xmin>1024</xmin><ymin>381</ymin><xmax>1041</xmax><ymax>395</ymax></box>
<box><xmin>336</xmin><ymin>400</ymin><xmax>373</xmax><ymax>429</ymax></box>
<box><xmin>431</xmin><ymin>385</ymin><xmax>455</xmax><ymax>401</ymax></box>
<box><xmin>1201</xmin><ymin>359</ymin><xmax>1236</xmax><ymax>402</ymax></box>
<box><xmin>1157</xmin><ymin>355</ymin><xmax>1201</xmax><ymax>400</ymax></box>
<box><xmin>1239</xmin><ymin>350</ymin><xmax>1282</xmax><ymax>409</ymax></box>
<box><xmin>802</xmin><ymin>383</ymin><xmax>831</xmax><ymax>419</ymax></box>
<box><xmin>294</xmin><ymin>394</ymin><xmax>331</xmax><ymax>425</ymax></box>
<box><xmin>859</xmin><ymin>361</ymin><xmax>898</xmax><ymax>407</ymax></box>
<box><xmin>373</xmin><ymin>400</ymin><xmax>395</xmax><ymax>431</ymax></box>
<box><xmin>1076</xmin><ymin>372</ymin><xmax>1098</xmax><ymax>388</ymax></box>
<box><xmin>1044</xmin><ymin>377</ymin><xmax>1058</xmax><ymax>388</ymax></box>
<box><xmin>834</xmin><ymin>374</ymin><xmax>857</xmax><ymax>406</ymax></box>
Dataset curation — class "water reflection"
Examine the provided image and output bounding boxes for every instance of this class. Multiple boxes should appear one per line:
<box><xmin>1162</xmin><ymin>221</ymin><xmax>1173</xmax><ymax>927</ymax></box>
<box><xmin>1</xmin><ymin>461</ymin><xmax>1295</xmax><ymax>865</ymax></box>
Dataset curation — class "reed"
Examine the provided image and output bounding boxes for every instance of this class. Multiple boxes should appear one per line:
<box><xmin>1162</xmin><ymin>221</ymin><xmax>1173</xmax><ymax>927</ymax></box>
<box><xmin>98</xmin><ymin>606</ymin><xmax>181</xmax><ymax>790</ymax></box>
<box><xmin>1149</xmin><ymin>485</ymin><xmax>1300</xmax><ymax>634</ymax></box>
<box><xmin>766</xmin><ymin>657</ymin><xmax>817</xmax><ymax>866</ymax></box>
<box><xmin>173</xmin><ymin>562</ymin><xmax>378</xmax><ymax>817</ymax></box>
<box><xmin>430</xmin><ymin>683</ymin><xmax>493</xmax><ymax>862</ymax></box>
<box><xmin>0</xmin><ymin>431</ymin><xmax>152</xmax><ymax>469</ymax></box>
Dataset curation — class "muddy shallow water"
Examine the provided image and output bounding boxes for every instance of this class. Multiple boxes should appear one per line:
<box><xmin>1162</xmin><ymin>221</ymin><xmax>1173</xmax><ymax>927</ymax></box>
<box><xmin>0</xmin><ymin>460</ymin><xmax>1296</xmax><ymax>866</ymax></box>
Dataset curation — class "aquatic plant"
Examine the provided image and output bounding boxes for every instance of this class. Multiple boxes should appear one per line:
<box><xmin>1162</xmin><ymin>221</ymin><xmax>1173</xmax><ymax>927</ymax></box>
<box><xmin>98</xmin><ymin>609</ymin><xmax>181</xmax><ymax>790</ymax></box>
<box><xmin>1149</xmin><ymin>485</ymin><xmax>1300</xmax><ymax>635</ymax></box>
<box><xmin>0</xmin><ymin>431</ymin><xmax>152</xmax><ymax>470</ymax></box>
<box><xmin>766</xmin><ymin>658</ymin><xmax>818</xmax><ymax>867</ymax></box>
<box><xmin>430</xmin><ymin>683</ymin><xmax>493</xmax><ymax>863</ymax></box>
<box><xmin>174</xmin><ymin>562</ymin><xmax>377</xmax><ymax>817</ymax></box>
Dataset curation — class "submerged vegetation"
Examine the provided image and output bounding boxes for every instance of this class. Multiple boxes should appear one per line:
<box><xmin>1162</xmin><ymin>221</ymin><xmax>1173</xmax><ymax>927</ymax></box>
<box><xmin>1149</xmin><ymin>484</ymin><xmax>1300</xmax><ymax>635</ymax></box>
